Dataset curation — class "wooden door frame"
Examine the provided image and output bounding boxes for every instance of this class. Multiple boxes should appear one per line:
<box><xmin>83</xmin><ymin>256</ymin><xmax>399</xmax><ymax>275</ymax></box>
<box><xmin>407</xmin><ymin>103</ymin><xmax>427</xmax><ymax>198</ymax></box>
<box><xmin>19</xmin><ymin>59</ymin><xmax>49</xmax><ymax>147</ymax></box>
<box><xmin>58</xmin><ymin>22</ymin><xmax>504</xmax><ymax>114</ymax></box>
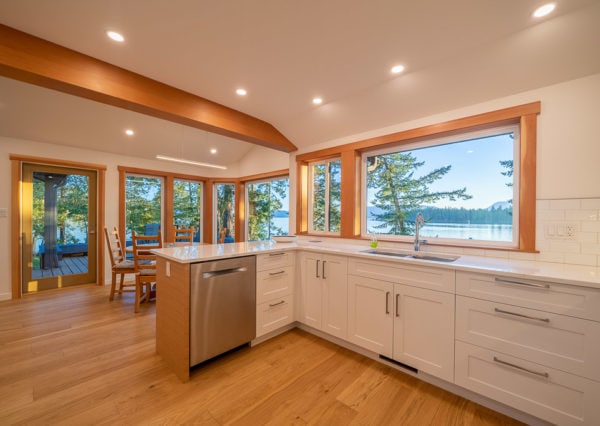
<box><xmin>10</xmin><ymin>154</ymin><xmax>106</xmax><ymax>299</ymax></box>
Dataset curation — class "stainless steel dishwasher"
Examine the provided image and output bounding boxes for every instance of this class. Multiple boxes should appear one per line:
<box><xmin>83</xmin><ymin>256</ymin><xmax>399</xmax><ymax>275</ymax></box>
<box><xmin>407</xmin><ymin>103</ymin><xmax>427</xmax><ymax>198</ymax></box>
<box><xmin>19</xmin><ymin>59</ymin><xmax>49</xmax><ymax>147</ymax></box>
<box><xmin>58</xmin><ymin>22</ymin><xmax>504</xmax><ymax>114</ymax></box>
<box><xmin>189</xmin><ymin>255</ymin><xmax>256</xmax><ymax>367</ymax></box>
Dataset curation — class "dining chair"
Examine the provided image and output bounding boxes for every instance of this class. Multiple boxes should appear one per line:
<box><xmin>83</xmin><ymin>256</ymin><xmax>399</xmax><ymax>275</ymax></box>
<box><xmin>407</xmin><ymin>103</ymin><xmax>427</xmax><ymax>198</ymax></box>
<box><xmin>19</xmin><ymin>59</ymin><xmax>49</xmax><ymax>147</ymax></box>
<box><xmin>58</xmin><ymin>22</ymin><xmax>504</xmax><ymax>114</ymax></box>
<box><xmin>172</xmin><ymin>226</ymin><xmax>194</xmax><ymax>245</ymax></box>
<box><xmin>131</xmin><ymin>230</ymin><xmax>163</xmax><ymax>313</ymax></box>
<box><xmin>104</xmin><ymin>227</ymin><xmax>136</xmax><ymax>301</ymax></box>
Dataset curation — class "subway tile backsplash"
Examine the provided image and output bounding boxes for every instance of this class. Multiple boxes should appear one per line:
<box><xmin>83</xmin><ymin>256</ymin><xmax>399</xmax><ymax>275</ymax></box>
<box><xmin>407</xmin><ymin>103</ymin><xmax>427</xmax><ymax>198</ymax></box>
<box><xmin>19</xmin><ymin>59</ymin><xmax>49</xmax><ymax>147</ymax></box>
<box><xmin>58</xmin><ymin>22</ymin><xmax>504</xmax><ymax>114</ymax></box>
<box><xmin>535</xmin><ymin>198</ymin><xmax>600</xmax><ymax>266</ymax></box>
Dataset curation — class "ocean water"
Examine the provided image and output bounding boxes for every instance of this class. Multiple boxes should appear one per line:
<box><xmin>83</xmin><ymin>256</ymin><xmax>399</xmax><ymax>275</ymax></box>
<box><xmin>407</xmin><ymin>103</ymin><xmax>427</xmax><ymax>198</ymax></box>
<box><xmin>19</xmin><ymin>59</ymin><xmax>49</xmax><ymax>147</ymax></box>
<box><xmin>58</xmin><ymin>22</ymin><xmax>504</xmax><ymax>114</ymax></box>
<box><xmin>368</xmin><ymin>221</ymin><xmax>513</xmax><ymax>242</ymax></box>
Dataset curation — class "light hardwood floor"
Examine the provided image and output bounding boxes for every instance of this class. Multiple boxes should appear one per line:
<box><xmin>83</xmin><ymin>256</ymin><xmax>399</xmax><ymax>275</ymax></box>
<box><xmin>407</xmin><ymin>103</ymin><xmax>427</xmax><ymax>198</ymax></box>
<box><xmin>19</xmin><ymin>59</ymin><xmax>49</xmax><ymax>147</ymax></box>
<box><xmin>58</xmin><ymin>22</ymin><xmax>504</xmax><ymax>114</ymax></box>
<box><xmin>0</xmin><ymin>285</ymin><xmax>524</xmax><ymax>425</ymax></box>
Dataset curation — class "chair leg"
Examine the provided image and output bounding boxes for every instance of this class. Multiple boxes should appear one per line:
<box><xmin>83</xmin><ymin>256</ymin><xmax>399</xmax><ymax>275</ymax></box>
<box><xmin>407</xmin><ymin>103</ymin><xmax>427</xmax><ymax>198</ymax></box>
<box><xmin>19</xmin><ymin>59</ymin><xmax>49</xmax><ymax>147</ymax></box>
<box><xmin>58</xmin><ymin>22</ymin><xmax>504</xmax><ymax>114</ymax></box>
<box><xmin>135</xmin><ymin>277</ymin><xmax>141</xmax><ymax>313</ymax></box>
<box><xmin>117</xmin><ymin>273</ymin><xmax>125</xmax><ymax>293</ymax></box>
<box><xmin>109</xmin><ymin>270</ymin><xmax>117</xmax><ymax>301</ymax></box>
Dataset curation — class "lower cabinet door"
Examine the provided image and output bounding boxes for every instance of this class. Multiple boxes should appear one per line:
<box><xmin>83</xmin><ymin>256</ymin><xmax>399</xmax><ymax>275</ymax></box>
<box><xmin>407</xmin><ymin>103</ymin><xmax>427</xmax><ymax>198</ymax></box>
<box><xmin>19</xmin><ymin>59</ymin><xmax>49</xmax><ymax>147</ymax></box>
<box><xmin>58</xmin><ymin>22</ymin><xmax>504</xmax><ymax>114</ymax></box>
<box><xmin>347</xmin><ymin>275</ymin><xmax>393</xmax><ymax>357</ymax></box>
<box><xmin>455</xmin><ymin>341</ymin><xmax>600</xmax><ymax>426</ymax></box>
<box><xmin>393</xmin><ymin>285</ymin><xmax>455</xmax><ymax>382</ymax></box>
<box><xmin>256</xmin><ymin>295</ymin><xmax>294</xmax><ymax>337</ymax></box>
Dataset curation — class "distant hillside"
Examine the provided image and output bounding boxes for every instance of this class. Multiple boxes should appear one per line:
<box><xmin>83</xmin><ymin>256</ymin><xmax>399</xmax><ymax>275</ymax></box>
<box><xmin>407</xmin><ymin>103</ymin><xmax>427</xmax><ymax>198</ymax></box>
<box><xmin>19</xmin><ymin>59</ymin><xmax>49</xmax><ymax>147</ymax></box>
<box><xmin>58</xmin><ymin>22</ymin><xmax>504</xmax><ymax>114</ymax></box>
<box><xmin>488</xmin><ymin>201</ymin><xmax>512</xmax><ymax>210</ymax></box>
<box><xmin>273</xmin><ymin>210</ymin><xmax>289</xmax><ymax>218</ymax></box>
<box><xmin>368</xmin><ymin>203</ymin><xmax>512</xmax><ymax>224</ymax></box>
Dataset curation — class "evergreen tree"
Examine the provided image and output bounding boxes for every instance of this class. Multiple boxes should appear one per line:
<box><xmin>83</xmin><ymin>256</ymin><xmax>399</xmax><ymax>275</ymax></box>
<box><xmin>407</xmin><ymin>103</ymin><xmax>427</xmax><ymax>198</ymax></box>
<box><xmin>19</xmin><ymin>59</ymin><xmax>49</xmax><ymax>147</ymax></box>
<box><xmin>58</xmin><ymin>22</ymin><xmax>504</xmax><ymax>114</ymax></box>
<box><xmin>125</xmin><ymin>176</ymin><xmax>162</xmax><ymax>236</ymax></box>
<box><xmin>173</xmin><ymin>180</ymin><xmax>201</xmax><ymax>235</ymax></box>
<box><xmin>247</xmin><ymin>178</ymin><xmax>288</xmax><ymax>241</ymax></box>
<box><xmin>216</xmin><ymin>184</ymin><xmax>235</xmax><ymax>240</ymax></box>
<box><xmin>312</xmin><ymin>161</ymin><xmax>341</xmax><ymax>232</ymax></box>
<box><xmin>367</xmin><ymin>152</ymin><xmax>471</xmax><ymax>235</ymax></box>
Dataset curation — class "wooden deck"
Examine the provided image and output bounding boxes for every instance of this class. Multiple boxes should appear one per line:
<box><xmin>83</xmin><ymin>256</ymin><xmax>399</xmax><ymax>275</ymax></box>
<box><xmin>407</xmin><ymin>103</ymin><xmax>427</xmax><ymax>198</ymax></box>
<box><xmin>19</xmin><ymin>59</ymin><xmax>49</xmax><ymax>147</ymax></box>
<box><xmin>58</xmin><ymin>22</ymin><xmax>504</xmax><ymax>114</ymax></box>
<box><xmin>32</xmin><ymin>255</ymin><xmax>88</xmax><ymax>279</ymax></box>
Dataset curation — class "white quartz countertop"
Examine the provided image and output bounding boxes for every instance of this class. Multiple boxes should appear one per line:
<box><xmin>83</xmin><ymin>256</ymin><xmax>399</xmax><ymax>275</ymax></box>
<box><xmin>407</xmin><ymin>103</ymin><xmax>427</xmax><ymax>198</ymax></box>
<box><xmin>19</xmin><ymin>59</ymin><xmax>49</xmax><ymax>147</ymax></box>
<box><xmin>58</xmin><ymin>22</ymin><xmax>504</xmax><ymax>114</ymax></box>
<box><xmin>153</xmin><ymin>240</ymin><xmax>600</xmax><ymax>289</ymax></box>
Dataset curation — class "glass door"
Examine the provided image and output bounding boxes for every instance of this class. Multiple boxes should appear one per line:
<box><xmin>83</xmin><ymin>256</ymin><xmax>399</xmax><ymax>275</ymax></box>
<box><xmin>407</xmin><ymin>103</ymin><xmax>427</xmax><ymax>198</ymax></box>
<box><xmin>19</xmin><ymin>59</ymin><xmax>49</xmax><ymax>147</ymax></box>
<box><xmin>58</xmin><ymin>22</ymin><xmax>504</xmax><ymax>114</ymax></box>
<box><xmin>22</xmin><ymin>163</ymin><xmax>98</xmax><ymax>293</ymax></box>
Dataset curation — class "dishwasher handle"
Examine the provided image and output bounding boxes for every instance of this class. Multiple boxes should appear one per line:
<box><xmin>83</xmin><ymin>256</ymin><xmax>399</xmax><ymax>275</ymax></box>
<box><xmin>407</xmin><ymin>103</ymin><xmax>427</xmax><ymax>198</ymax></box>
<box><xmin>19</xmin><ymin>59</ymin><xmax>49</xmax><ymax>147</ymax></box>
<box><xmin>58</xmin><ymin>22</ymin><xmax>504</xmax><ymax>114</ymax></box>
<box><xmin>202</xmin><ymin>266</ymin><xmax>248</xmax><ymax>279</ymax></box>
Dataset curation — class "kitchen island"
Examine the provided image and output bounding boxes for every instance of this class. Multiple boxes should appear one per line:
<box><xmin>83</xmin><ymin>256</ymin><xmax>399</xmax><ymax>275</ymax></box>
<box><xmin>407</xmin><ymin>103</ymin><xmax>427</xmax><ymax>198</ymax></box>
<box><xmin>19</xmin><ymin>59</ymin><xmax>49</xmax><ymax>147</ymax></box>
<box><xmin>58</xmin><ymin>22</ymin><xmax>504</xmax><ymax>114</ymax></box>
<box><xmin>154</xmin><ymin>239</ymin><xmax>600</xmax><ymax>425</ymax></box>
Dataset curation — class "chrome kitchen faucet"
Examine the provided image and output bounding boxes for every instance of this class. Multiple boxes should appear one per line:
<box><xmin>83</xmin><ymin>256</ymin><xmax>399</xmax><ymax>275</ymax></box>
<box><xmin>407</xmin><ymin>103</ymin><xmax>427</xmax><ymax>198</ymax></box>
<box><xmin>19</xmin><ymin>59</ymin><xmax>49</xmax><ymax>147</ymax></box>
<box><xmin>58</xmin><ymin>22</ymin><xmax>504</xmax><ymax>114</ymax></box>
<box><xmin>414</xmin><ymin>213</ymin><xmax>426</xmax><ymax>252</ymax></box>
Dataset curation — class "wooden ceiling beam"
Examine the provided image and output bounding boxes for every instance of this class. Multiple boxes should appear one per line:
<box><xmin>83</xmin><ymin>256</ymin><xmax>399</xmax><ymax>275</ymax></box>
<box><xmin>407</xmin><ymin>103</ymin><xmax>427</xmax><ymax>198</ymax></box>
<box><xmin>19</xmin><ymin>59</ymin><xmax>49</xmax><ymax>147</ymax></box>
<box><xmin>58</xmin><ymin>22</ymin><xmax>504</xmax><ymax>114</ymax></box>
<box><xmin>0</xmin><ymin>24</ymin><xmax>297</xmax><ymax>153</ymax></box>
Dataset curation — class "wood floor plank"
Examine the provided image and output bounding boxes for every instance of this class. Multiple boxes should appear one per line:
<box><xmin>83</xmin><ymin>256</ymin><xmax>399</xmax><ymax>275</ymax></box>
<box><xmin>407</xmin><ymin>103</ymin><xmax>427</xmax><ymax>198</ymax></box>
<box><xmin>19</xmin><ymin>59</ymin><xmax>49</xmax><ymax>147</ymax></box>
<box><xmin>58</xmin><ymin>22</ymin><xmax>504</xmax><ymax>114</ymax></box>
<box><xmin>0</xmin><ymin>285</ymin><xmax>526</xmax><ymax>425</ymax></box>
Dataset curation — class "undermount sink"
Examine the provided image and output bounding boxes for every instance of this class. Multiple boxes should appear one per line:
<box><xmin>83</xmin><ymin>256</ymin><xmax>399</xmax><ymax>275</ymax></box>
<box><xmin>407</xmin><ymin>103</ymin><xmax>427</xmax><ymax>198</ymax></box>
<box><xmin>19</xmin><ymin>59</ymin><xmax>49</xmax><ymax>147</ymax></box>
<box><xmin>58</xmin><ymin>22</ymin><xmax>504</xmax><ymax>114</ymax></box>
<box><xmin>362</xmin><ymin>248</ymin><xmax>412</xmax><ymax>257</ymax></box>
<box><xmin>362</xmin><ymin>248</ymin><xmax>460</xmax><ymax>263</ymax></box>
<box><xmin>411</xmin><ymin>253</ymin><xmax>460</xmax><ymax>262</ymax></box>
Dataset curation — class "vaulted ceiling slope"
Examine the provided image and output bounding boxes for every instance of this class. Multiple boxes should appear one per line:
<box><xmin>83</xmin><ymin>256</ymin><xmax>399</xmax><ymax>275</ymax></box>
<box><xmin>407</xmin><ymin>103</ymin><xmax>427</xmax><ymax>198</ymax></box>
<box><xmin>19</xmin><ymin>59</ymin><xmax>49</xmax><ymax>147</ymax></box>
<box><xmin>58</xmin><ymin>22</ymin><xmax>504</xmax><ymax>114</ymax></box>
<box><xmin>0</xmin><ymin>0</ymin><xmax>599</xmax><ymax>161</ymax></box>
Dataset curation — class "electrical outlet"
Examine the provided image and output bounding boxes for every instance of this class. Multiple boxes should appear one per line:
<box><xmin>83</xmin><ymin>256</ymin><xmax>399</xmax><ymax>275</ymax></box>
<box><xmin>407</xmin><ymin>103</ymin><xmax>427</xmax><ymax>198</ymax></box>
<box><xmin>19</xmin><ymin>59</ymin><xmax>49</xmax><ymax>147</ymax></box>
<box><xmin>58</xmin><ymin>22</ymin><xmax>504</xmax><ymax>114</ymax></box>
<box><xmin>544</xmin><ymin>223</ymin><xmax>577</xmax><ymax>240</ymax></box>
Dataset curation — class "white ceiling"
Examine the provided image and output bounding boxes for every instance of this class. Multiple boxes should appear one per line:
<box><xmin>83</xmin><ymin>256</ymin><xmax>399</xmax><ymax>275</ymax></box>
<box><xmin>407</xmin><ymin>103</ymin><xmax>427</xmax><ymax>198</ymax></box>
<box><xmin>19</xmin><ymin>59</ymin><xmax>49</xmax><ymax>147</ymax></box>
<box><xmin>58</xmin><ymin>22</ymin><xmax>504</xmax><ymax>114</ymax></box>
<box><xmin>1</xmin><ymin>0</ymin><xmax>599</xmax><ymax>166</ymax></box>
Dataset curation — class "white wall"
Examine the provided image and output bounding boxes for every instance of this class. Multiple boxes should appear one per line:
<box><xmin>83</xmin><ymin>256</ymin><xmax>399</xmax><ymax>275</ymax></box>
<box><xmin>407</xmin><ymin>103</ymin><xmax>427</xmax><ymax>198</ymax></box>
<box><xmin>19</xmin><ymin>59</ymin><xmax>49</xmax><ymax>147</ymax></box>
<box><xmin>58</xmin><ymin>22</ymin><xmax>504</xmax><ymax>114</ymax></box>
<box><xmin>236</xmin><ymin>145</ymin><xmax>290</xmax><ymax>177</ymax></box>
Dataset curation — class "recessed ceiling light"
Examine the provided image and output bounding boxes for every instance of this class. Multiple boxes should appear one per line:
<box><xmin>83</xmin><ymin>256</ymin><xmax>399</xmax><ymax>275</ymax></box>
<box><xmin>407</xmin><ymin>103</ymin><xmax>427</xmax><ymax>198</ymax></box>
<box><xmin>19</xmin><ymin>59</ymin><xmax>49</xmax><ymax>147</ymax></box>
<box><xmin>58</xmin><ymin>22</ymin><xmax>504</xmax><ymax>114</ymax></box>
<box><xmin>236</xmin><ymin>88</ymin><xmax>247</xmax><ymax>96</ymax></box>
<box><xmin>391</xmin><ymin>64</ymin><xmax>405</xmax><ymax>74</ymax></box>
<box><xmin>312</xmin><ymin>97</ymin><xmax>323</xmax><ymax>105</ymax></box>
<box><xmin>125</xmin><ymin>129</ymin><xmax>134</xmax><ymax>136</ymax></box>
<box><xmin>210</xmin><ymin>148</ymin><xmax>217</xmax><ymax>154</ymax></box>
<box><xmin>533</xmin><ymin>3</ymin><xmax>556</xmax><ymax>18</ymax></box>
<box><xmin>106</xmin><ymin>30</ymin><xmax>125</xmax><ymax>42</ymax></box>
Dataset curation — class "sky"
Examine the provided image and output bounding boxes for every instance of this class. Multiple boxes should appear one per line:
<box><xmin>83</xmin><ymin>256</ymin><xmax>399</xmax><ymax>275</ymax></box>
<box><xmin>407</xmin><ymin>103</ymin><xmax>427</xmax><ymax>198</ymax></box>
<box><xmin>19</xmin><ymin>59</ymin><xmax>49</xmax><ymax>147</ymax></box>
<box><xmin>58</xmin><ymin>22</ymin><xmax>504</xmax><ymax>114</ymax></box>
<box><xmin>376</xmin><ymin>132</ymin><xmax>515</xmax><ymax>210</ymax></box>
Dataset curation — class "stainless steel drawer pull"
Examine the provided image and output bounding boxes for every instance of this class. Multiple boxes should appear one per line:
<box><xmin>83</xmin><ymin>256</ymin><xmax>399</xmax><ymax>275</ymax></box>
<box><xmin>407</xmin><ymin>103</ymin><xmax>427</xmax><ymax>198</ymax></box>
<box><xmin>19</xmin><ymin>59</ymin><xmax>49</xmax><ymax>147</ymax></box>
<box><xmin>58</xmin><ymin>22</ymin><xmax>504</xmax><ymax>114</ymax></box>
<box><xmin>385</xmin><ymin>291</ymin><xmax>390</xmax><ymax>314</ymax></box>
<box><xmin>269</xmin><ymin>300</ymin><xmax>286</xmax><ymax>307</ymax></box>
<box><xmin>493</xmin><ymin>356</ymin><xmax>549</xmax><ymax>378</ymax></box>
<box><xmin>269</xmin><ymin>252</ymin><xmax>286</xmax><ymax>257</ymax></box>
<box><xmin>316</xmin><ymin>259</ymin><xmax>320</xmax><ymax>278</ymax></box>
<box><xmin>494</xmin><ymin>308</ymin><xmax>550</xmax><ymax>323</ymax></box>
<box><xmin>269</xmin><ymin>270</ymin><xmax>286</xmax><ymax>276</ymax></box>
<box><xmin>322</xmin><ymin>260</ymin><xmax>327</xmax><ymax>279</ymax></box>
<box><xmin>395</xmin><ymin>294</ymin><xmax>400</xmax><ymax>317</ymax></box>
<box><xmin>494</xmin><ymin>277</ymin><xmax>550</xmax><ymax>289</ymax></box>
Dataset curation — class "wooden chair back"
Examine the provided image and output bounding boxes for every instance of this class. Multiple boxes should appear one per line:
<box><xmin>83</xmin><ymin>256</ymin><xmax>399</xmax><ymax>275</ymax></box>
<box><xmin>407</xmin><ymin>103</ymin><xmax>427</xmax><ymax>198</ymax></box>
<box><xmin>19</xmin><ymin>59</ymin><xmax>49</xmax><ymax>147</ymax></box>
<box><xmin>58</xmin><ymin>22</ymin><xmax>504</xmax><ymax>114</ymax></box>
<box><xmin>104</xmin><ymin>227</ymin><xmax>136</xmax><ymax>301</ymax></box>
<box><xmin>172</xmin><ymin>226</ymin><xmax>194</xmax><ymax>245</ymax></box>
<box><xmin>104</xmin><ymin>227</ymin><xmax>126</xmax><ymax>267</ymax></box>
<box><xmin>131</xmin><ymin>230</ymin><xmax>163</xmax><ymax>313</ymax></box>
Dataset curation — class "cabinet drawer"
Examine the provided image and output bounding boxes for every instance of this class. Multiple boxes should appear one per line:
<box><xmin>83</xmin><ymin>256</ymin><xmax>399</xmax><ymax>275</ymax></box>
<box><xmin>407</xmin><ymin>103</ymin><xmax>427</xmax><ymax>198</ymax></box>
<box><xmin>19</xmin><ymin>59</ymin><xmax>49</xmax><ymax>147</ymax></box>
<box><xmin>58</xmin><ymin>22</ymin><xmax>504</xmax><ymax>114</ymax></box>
<box><xmin>456</xmin><ymin>272</ymin><xmax>600</xmax><ymax>321</ymax></box>
<box><xmin>456</xmin><ymin>296</ymin><xmax>600</xmax><ymax>381</ymax></box>
<box><xmin>257</xmin><ymin>266</ymin><xmax>294</xmax><ymax>304</ymax></box>
<box><xmin>455</xmin><ymin>341</ymin><xmax>600</xmax><ymax>426</ymax></box>
<box><xmin>257</xmin><ymin>251</ymin><xmax>294</xmax><ymax>271</ymax></box>
<box><xmin>256</xmin><ymin>295</ymin><xmax>294</xmax><ymax>337</ymax></box>
<box><xmin>349</xmin><ymin>258</ymin><xmax>454</xmax><ymax>293</ymax></box>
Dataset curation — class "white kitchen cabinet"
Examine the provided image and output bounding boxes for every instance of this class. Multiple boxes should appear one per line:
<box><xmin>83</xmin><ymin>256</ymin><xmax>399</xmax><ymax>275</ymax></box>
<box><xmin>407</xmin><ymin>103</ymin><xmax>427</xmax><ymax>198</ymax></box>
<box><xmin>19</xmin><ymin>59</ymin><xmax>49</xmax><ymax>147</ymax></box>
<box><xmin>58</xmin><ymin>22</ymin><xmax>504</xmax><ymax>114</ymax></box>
<box><xmin>455</xmin><ymin>271</ymin><xmax>600</xmax><ymax>425</ymax></box>
<box><xmin>255</xmin><ymin>252</ymin><xmax>295</xmax><ymax>337</ymax></box>
<box><xmin>456</xmin><ymin>295</ymin><xmax>600</xmax><ymax>381</ymax></box>
<box><xmin>347</xmin><ymin>258</ymin><xmax>455</xmax><ymax>380</ymax></box>
<box><xmin>347</xmin><ymin>275</ymin><xmax>394</xmax><ymax>356</ymax></box>
<box><xmin>456</xmin><ymin>341</ymin><xmax>600</xmax><ymax>426</ymax></box>
<box><xmin>393</xmin><ymin>285</ymin><xmax>454</xmax><ymax>382</ymax></box>
<box><xmin>298</xmin><ymin>252</ymin><xmax>348</xmax><ymax>339</ymax></box>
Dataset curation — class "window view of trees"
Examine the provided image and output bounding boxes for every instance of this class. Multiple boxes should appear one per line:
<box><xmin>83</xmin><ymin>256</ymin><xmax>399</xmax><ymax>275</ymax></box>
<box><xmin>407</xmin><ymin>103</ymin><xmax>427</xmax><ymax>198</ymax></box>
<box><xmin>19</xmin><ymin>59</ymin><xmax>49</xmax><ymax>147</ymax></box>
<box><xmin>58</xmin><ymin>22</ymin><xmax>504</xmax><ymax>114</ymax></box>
<box><xmin>125</xmin><ymin>175</ymin><xmax>162</xmax><ymax>239</ymax></box>
<box><xmin>173</xmin><ymin>179</ymin><xmax>202</xmax><ymax>241</ymax></box>
<box><xmin>310</xmin><ymin>159</ymin><xmax>341</xmax><ymax>233</ymax></box>
<box><xmin>247</xmin><ymin>177</ymin><xmax>289</xmax><ymax>241</ymax></box>
<box><xmin>365</xmin><ymin>130</ymin><xmax>516</xmax><ymax>244</ymax></box>
<box><xmin>32</xmin><ymin>173</ymin><xmax>89</xmax><ymax>270</ymax></box>
<box><xmin>215</xmin><ymin>183</ymin><xmax>235</xmax><ymax>243</ymax></box>
<box><xmin>33</xmin><ymin>174</ymin><xmax>89</xmax><ymax>246</ymax></box>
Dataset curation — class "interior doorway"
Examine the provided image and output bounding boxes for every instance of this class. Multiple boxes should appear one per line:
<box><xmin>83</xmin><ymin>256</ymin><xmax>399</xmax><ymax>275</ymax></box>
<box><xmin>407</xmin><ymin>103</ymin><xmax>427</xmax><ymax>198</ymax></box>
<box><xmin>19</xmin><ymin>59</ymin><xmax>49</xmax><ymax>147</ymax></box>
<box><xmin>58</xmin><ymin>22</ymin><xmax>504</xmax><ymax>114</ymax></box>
<box><xmin>21</xmin><ymin>163</ymin><xmax>98</xmax><ymax>293</ymax></box>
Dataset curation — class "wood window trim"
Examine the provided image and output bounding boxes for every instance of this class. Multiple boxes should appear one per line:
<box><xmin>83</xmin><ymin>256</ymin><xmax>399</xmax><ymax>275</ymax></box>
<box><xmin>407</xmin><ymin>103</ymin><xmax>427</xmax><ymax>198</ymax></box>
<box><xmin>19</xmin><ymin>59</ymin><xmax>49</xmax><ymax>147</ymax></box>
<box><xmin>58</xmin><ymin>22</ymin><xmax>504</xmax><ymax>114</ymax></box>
<box><xmin>242</xmin><ymin>171</ymin><xmax>291</xmax><ymax>242</ymax></box>
<box><xmin>119</xmin><ymin>167</ymin><xmax>289</xmax><ymax>245</ymax></box>
<box><xmin>295</xmin><ymin>102</ymin><xmax>540</xmax><ymax>252</ymax></box>
<box><xmin>10</xmin><ymin>154</ymin><xmax>106</xmax><ymax>299</ymax></box>
<box><xmin>118</xmin><ymin>166</ymin><xmax>207</xmax><ymax>244</ymax></box>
